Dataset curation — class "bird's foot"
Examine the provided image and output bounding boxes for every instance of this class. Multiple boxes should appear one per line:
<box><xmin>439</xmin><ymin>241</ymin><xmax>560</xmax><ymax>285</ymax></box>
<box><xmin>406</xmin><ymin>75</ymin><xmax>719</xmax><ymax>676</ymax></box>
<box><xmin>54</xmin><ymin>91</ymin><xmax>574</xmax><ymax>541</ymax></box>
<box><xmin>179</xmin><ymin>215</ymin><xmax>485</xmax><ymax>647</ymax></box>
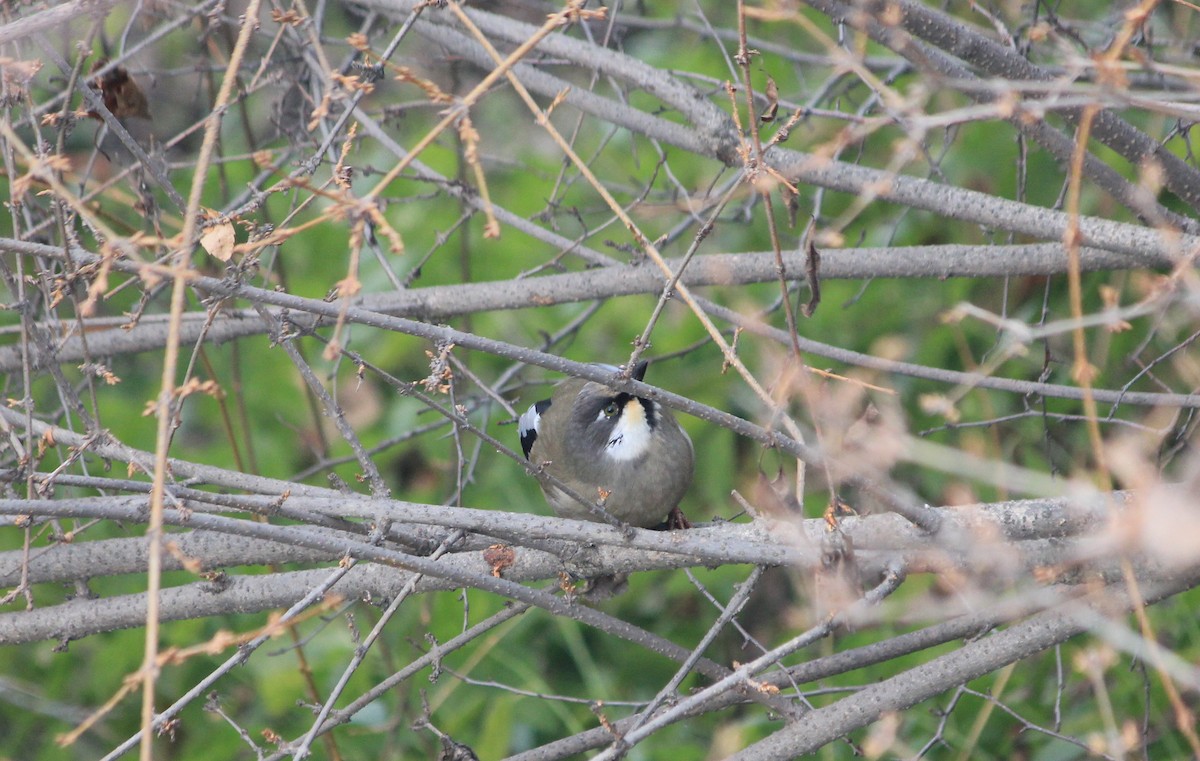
<box><xmin>664</xmin><ymin>506</ymin><xmax>692</xmax><ymax>530</ymax></box>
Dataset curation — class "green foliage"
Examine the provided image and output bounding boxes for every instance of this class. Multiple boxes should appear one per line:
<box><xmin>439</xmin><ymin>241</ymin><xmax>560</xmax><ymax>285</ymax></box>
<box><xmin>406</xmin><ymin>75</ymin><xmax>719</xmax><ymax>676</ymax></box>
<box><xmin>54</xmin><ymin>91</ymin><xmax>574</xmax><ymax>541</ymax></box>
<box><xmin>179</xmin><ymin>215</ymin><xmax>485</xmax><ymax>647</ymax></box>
<box><xmin>1</xmin><ymin>1</ymin><xmax>1198</xmax><ymax>759</ymax></box>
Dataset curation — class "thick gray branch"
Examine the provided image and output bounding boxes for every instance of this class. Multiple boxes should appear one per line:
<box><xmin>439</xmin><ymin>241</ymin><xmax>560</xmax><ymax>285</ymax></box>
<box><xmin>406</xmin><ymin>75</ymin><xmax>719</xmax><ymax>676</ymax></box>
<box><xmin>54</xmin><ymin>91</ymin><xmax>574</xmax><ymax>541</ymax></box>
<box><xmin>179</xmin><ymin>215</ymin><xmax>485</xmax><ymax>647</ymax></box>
<box><xmin>0</xmin><ymin>0</ymin><xmax>121</xmax><ymax>45</ymax></box>
<box><xmin>357</xmin><ymin>0</ymin><xmax>1198</xmax><ymax>265</ymax></box>
<box><xmin>4</xmin><ymin>239</ymin><xmax>1198</xmax><ymax>410</ymax></box>
<box><xmin>727</xmin><ymin>568</ymin><xmax>1200</xmax><ymax>760</ymax></box>
<box><xmin>838</xmin><ymin>0</ymin><xmax>1200</xmax><ymax>215</ymax></box>
<box><xmin>803</xmin><ymin>0</ymin><xmax>1198</xmax><ymax>231</ymax></box>
<box><xmin>0</xmin><ymin>237</ymin><xmax>1157</xmax><ymax>373</ymax></box>
<box><xmin>0</xmin><ymin>487</ymin><xmax>1182</xmax><ymax>645</ymax></box>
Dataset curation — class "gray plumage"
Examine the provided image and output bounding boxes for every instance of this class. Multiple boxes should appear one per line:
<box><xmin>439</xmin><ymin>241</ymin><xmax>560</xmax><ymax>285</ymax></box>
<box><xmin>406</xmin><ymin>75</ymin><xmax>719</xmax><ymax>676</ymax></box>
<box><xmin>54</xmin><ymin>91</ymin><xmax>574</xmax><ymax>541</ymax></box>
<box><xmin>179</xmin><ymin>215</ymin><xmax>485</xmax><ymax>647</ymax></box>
<box><xmin>518</xmin><ymin>365</ymin><xmax>693</xmax><ymax>528</ymax></box>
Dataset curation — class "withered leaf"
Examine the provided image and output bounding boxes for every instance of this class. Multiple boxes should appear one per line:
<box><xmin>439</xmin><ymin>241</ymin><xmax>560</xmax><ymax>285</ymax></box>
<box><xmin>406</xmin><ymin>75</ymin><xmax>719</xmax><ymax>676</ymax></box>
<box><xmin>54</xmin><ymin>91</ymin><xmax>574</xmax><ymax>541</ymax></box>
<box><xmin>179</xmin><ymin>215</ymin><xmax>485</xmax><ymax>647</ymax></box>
<box><xmin>87</xmin><ymin>58</ymin><xmax>151</xmax><ymax>122</ymax></box>
<box><xmin>483</xmin><ymin>544</ymin><xmax>516</xmax><ymax>577</ymax></box>
<box><xmin>200</xmin><ymin>216</ymin><xmax>236</xmax><ymax>262</ymax></box>
<box><xmin>761</xmin><ymin>75</ymin><xmax>779</xmax><ymax>123</ymax></box>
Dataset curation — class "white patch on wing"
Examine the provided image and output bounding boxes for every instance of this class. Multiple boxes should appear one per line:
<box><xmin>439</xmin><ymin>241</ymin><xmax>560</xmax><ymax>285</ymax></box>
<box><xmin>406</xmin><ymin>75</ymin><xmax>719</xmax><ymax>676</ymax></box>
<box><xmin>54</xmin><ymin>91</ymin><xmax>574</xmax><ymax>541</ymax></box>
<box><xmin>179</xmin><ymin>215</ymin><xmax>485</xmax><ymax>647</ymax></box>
<box><xmin>604</xmin><ymin>399</ymin><xmax>653</xmax><ymax>462</ymax></box>
<box><xmin>518</xmin><ymin>403</ymin><xmax>543</xmax><ymax>459</ymax></box>
<box><xmin>518</xmin><ymin>404</ymin><xmax>541</xmax><ymax>438</ymax></box>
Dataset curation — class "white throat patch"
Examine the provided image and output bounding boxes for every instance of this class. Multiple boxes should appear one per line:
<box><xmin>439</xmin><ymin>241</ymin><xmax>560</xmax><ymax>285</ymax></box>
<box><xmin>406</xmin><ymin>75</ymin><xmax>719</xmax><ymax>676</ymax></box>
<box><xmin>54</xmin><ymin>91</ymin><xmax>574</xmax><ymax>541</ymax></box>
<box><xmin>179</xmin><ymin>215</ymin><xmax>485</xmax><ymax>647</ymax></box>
<box><xmin>603</xmin><ymin>399</ymin><xmax>654</xmax><ymax>462</ymax></box>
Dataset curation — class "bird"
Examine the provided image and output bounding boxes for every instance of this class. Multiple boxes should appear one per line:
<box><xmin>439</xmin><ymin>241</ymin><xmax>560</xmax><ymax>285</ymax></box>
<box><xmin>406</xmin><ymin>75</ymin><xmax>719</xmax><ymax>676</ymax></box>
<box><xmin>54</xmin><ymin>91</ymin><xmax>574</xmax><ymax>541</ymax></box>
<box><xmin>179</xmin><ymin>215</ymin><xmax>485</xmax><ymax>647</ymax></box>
<box><xmin>518</xmin><ymin>361</ymin><xmax>694</xmax><ymax>529</ymax></box>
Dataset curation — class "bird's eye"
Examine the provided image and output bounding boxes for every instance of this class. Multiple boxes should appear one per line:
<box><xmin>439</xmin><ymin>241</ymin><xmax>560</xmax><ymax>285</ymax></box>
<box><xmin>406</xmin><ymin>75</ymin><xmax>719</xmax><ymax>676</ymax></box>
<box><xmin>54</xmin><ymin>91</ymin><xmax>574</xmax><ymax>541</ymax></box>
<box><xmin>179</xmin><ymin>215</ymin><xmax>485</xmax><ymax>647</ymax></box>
<box><xmin>602</xmin><ymin>402</ymin><xmax>620</xmax><ymax>417</ymax></box>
